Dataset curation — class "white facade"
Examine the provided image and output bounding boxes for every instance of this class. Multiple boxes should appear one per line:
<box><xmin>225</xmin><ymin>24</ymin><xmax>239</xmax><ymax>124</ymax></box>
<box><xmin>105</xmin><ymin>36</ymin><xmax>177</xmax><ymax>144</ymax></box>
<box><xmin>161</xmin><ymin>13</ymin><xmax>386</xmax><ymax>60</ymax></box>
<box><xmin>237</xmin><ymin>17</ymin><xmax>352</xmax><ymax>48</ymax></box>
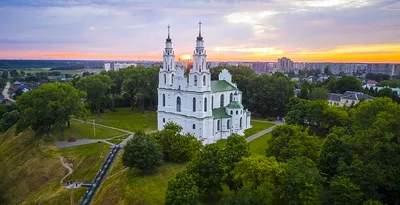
<box><xmin>157</xmin><ymin>23</ymin><xmax>251</xmax><ymax>144</ymax></box>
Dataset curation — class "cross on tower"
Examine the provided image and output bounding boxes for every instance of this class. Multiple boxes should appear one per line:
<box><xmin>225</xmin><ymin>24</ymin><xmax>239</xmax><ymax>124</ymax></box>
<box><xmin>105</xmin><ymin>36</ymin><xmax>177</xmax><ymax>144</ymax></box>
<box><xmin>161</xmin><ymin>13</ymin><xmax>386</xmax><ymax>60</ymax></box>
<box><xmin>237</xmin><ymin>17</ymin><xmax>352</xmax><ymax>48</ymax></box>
<box><xmin>199</xmin><ymin>21</ymin><xmax>202</xmax><ymax>36</ymax></box>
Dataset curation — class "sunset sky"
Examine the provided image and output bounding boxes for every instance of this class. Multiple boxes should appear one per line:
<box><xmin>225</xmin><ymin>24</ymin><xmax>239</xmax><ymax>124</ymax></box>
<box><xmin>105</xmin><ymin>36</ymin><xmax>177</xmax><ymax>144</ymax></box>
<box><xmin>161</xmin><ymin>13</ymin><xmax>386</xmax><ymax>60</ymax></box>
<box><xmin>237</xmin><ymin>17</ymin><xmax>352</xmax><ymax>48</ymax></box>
<box><xmin>0</xmin><ymin>0</ymin><xmax>399</xmax><ymax>63</ymax></box>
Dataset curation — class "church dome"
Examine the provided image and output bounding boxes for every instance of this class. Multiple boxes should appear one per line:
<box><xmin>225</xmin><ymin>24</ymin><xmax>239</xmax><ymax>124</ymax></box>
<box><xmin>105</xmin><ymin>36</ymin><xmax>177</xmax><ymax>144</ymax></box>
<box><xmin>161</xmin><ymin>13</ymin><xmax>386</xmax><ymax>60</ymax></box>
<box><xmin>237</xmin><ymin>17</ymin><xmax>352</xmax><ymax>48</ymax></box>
<box><xmin>226</xmin><ymin>101</ymin><xmax>244</xmax><ymax>109</ymax></box>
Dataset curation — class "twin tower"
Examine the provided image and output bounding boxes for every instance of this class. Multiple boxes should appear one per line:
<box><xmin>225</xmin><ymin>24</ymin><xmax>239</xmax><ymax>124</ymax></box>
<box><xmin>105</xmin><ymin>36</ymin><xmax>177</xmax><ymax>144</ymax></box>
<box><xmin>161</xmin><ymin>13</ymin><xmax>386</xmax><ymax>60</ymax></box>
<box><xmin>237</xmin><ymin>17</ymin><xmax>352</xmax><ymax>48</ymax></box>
<box><xmin>159</xmin><ymin>22</ymin><xmax>211</xmax><ymax>93</ymax></box>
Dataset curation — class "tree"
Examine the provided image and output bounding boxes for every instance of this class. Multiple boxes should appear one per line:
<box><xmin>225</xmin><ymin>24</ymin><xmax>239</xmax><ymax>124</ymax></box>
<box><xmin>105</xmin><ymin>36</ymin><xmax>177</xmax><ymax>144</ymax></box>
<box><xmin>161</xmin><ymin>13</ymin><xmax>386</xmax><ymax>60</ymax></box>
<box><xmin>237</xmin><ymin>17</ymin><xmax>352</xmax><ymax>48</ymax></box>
<box><xmin>122</xmin><ymin>130</ymin><xmax>163</xmax><ymax>173</ymax></box>
<box><xmin>363</xmin><ymin>200</ymin><xmax>383</xmax><ymax>205</ymax></box>
<box><xmin>335</xmin><ymin>98</ymin><xmax>400</xmax><ymax>204</ymax></box>
<box><xmin>324</xmin><ymin>176</ymin><xmax>363</xmax><ymax>205</ymax></box>
<box><xmin>231</xmin><ymin>156</ymin><xmax>284</xmax><ymax>191</ymax></box>
<box><xmin>165</xmin><ymin>171</ymin><xmax>200</xmax><ymax>205</ymax></box>
<box><xmin>0</xmin><ymin>110</ymin><xmax>19</xmax><ymax>131</ymax></box>
<box><xmin>14</xmin><ymin>88</ymin><xmax>24</xmax><ymax>98</ymax></box>
<box><xmin>186</xmin><ymin>144</ymin><xmax>224</xmax><ymax>195</ymax></box>
<box><xmin>221</xmin><ymin>134</ymin><xmax>250</xmax><ymax>191</ymax></box>
<box><xmin>281</xmin><ymin>157</ymin><xmax>323</xmax><ymax>205</ymax></box>
<box><xmin>9</xmin><ymin>70</ymin><xmax>18</xmax><ymax>77</ymax></box>
<box><xmin>377</xmin><ymin>88</ymin><xmax>399</xmax><ymax>103</ymax></box>
<box><xmin>318</xmin><ymin>129</ymin><xmax>350</xmax><ymax>179</ymax></box>
<box><xmin>220</xmin><ymin>182</ymin><xmax>274</xmax><ymax>205</ymax></box>
<box><xmin>328</xmin><ymin>76</ymin><xmax>362</xmax><ymax>94</ymax></box>
<box><xmin>267</xmin><ymin>125</ymin><xmax>321</xmax><ymax>163</ymax></box>
<box><xmin>247</xmin><ymin>74</ymin><xmax>294</xmax><ymax>117</ymax></box>
<box><xmin>320</xmin><ymin>105</ymin><xmax>348</xmax><ymax>130</ymax></box>
<box><xmin>17</xmin><ymin>83</ymin><xmax>86</xmax><ymax>138</ymax></box>
<box><xmin>19</xmin><ymin>70</ymin><xmax>26</xmax><ymax>76</ymax></box>
<box><xmin>76</xmin><ymin>74</ymin><xmax>112</xmax><ymax>118</ymax></box>
<box><xmin>122</xmin><ymin>67</ymin><xmax>159</xmax><ymax>113</ymax></box>
<box><xmin>365</xmin><ymin>73</ymin><xmax>390</xmax><ymax>82</ymax></box>
<box><xmin>376</xmin><ymin>80</ymin><xmax>400</xmax><ymax>88</ymax></box>
<box><xmin>153</xmin><ymin>122</ymin><xmax>202</xmax><ymax>163</ymax></box>
<box><xmin>299</xmin><ymin>82</ymin><xmax>309</xmax><ymax>99</ymax></box>
<box><xmin>309</xmin><ymin>87</ymin><xmax>329</xmax><ymax>101</ymax></box>
<box><xmin>1</xmin><ymin>71</ymin><xmax>8</xmax><ymax>79</ymax></box>
<box><xmin>285</xmin><ymin>98</ymin><xmax>310</xmax><ymax>124</ymax></box>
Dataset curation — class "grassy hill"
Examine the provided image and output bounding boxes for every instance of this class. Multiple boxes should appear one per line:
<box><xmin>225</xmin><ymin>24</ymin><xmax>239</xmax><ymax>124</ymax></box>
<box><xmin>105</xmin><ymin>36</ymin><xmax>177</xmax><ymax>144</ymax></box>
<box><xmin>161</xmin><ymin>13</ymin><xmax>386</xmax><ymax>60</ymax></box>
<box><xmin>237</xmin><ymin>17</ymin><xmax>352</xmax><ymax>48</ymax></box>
<box><xmin>0</xmin><ymin>127</ymin><xmax>111</xmax><ymax>205</ymax></box>
<box><xmin>93</xmin><ymin>152</ymin><xmax>186</xmax><ymax>205</ymax></box>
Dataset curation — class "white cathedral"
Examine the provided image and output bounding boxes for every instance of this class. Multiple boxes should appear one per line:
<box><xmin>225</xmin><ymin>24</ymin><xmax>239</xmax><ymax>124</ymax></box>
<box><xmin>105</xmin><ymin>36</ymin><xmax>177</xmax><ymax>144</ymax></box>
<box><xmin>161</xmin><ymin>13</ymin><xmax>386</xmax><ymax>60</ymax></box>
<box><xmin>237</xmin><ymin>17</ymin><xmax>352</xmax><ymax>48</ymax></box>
<box><xmin>157</xmin><ymin>23</ymin><xmax>251</xmax><ymax>144</ymax></box>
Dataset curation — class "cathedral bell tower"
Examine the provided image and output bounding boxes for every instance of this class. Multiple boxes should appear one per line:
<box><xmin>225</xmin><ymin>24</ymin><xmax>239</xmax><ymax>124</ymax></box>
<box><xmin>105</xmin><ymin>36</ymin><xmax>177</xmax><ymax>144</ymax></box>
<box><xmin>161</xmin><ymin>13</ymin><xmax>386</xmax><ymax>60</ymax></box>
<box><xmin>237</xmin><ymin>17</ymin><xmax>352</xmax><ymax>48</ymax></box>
<box><xmin>189</xmin><ymin>21</ymin><xmax>210</xmax><ymax>92</ymax></box>
<box><xmin>160</xmin><ymin>25</ymin><xmax>176</xmax><ymax>88</ymax></box>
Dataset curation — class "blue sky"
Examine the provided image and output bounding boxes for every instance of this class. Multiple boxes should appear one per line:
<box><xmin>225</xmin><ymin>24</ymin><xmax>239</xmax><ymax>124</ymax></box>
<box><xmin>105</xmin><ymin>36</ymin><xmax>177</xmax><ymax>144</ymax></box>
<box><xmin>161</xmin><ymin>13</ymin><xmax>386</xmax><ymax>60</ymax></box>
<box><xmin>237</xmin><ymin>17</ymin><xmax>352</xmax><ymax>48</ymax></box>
<box><xmin>0</xmin><ymin>0</ymin><xmax>399</xmax><ymax>62</ymax></box>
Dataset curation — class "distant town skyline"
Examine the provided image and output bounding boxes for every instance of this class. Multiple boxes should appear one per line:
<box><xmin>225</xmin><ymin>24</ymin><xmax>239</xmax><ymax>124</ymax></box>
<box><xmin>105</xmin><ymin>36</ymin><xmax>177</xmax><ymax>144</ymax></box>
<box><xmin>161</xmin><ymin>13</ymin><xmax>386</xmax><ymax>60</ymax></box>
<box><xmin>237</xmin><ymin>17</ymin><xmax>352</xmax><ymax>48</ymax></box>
<box><xmin>0</xmin><ymin>0</ymin><xmax>399</xmax><ymax>63</ymax></box>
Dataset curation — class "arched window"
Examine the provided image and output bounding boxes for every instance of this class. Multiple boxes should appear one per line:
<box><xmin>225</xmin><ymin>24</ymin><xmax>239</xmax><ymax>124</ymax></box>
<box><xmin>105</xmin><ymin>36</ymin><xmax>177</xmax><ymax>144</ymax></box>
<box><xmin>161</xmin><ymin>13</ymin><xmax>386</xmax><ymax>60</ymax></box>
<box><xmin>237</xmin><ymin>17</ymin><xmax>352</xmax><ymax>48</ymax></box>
<box><xmin>240</xmin><ymin>117</ymin><xmax>243</xmax><ymax>128</ymax></box>
<box><xmin>164</xmin><ymin>73</ymin><xmax>166</xmax><ymax>84</ymax></box>
<box><xmin>177</xmin><ymin>97</ymin><xmax>181</xmax><ymax>112</ymax></box>
<box><xmin>236</xmin><ymin>111</ymin><xmax>238</xmax><ymax>115</ymax></box>
<box><xmin>230</xmin><ymin>93</ymin><xmax>233</xmax><ymax>102</ymax></box>
<box><xmin>217</xmin><ymin>120</ymin><xmax>220</xmax><ymax>131</ymax></box>
<box><xmin>171</xmin><ymin>74</ymin><xmax>174</xmax><ymax>84</ymax></box>
<box><xmin>220</xmin><ymin>94</ymin><xmax>224</xmax><ymax>107</ymax></box>
<box><xmin>204</xmin><ymin>98</ymin><xmax>207</xmax><ymax>112</ymax></box>
<box><xmin>194</xmin><ymin>75</ymin><xmax>198</xmax><ymax>86</ymax></box>
<box><xmin>193</xmin><ymin>124</ymin><xmax>196</xmax><ymax>129</ymax></box>
<box><xmin>230</xmin><ymin>110</ymin><xmax>233</xmax><ymax>115</ymax></box>
<box><xmin>212</xmin><ymin>96</ymin><xmax>214</xmax><ymax>109</ymax></box>
<box><xmin>227</xmin><ymin>120</ymin><xmax>230</xmax><ymax>129</ymax></box>
<box><xmin>162</xmin><ymin>94</ymin><xmax>165</xmax><ymax>106</ymax></box>
<box><xmin>203</xmin><ymin>75</ymin><xmax>206</xmax><ymax>86</ymax></box>
<box><xmin>163</xmin><ymin>118</ymin><xmax>165</xmax><ymax>123</ymax></box>
<box><xmin>193</xmin><ymin>97</ymin><xmax>196</xmax><ymax>112</ymax></box>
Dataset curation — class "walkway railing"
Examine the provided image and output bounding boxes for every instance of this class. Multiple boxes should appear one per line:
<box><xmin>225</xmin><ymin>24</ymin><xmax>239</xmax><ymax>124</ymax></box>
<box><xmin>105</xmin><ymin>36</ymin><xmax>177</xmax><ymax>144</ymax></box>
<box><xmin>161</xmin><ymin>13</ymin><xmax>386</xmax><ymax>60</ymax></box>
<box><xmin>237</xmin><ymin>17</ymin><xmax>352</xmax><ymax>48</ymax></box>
<box><xmin>80</xmin><ymin>145</ymin><xmax>120</xmax><ymax>205</ymax></box>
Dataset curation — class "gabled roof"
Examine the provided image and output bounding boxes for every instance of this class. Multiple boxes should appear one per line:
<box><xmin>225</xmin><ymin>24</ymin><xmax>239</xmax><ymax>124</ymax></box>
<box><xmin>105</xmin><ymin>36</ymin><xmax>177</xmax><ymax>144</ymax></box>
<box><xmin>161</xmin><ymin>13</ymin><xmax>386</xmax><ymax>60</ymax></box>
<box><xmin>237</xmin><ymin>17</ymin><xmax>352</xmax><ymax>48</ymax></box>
<box><xmin>226</xmin><ymin>101</ymin><xmax>244</xmax><ymax>109</ymax></box>
<box><xmin>211</xmin><ymin>80</ymin><xmax>236</xmax><ymax>92</ymax></box>
<box><xmin>341</xmin><ymin>91</ymin><xmax>374</xmax><ymax>101</ymax></box>
<box><xmin>329</xmin><ymin>93</ymin><xmax>342</xmax><ymax>102</ymax></box>
<box><xmin>212</xmin><ymin>107</ymin><xmax>231</xmax><ymax>119</ymax></box>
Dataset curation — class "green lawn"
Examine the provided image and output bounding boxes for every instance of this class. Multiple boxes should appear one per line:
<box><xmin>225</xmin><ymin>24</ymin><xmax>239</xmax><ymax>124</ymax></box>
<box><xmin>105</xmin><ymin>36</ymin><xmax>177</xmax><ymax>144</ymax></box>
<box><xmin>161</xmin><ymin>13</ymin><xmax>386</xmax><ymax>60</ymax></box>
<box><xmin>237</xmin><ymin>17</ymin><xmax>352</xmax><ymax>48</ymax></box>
<box><xmin>58</xmin><ymin>143</ymin><xmax>111</xmax><ymax>181</ymax></box>
<box><xmin>244</xmin><ymin>121</ymin><xmax>274</xmax><ymax>138</ymax></box>
<box><xmin>249</xmin><ymin>133</ymin><xmax>271</xmax><ymax>156</ymax></box>
<box><xmin>93</xmin><ymin>153</ymin><xmax>186</xmax><ymax>205</ymax></box>
<box><xmin>52</xmin><ymin>120</ymin><xmax>125</xmax><ymax>140</ymax></box>
<box><xmin>85</xmin><ymin>108</ymin><xmax>157</xmax><ymax>132</ymax></box>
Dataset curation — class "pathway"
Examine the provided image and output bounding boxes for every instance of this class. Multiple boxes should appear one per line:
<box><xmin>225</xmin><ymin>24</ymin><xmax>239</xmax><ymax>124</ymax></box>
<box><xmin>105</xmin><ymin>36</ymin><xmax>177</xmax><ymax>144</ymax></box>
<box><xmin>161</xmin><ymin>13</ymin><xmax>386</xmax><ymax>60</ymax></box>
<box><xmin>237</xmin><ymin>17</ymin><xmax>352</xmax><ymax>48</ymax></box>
<box><xmin>246</xmin><ymin>120</ymin><xmax>285</xmax><ymax>142</ymax></box>
<box><xmin>60</xmin><ymin>157</ymin><xmax>73</xmax><ymax>184</ymax></box>
<box><xmin>246</xmin><ymin>125</ymin><xmax>276</xmax><ymax>142</ymax></box>
<box><xmin>2</xmin><ymin>82</ymin><xmax>15</xmax><ymax>102</ymax></box>
<box><xmin>71</xmin><ymin>118</ymin><xmax>132</xmax><ymax>134</ymax></box>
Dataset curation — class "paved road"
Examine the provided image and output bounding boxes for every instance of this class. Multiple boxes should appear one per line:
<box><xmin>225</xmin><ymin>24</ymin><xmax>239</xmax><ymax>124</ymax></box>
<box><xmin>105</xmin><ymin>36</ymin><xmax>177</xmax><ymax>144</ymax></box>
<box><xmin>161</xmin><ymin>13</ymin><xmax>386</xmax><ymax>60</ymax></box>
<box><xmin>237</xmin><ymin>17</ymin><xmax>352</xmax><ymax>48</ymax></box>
<box><xmin>2</xmin><ymin>82</ymin><xmax>15</xmax><ymax>102</ymax></box>
<box><xmin>246</xmin><ymin>125</ymin><xmax>277</xmax><ymax>142</ymax></box>
<box><xmin>245</xmin><ymin>120</ymin><xmax>285</xmax><ymax>142</ymax></box>
<box><xmin>71</xmin><ymin>118</ymin><xmax>132</xmax><ymax>134</ymax></box>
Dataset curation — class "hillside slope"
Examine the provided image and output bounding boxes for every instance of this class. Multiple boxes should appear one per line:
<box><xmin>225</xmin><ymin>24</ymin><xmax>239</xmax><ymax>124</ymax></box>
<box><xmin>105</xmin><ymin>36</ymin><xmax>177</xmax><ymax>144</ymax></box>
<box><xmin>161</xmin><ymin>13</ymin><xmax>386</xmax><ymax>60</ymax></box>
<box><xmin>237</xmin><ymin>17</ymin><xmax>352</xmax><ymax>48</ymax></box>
<box><xmin>0</xmin><ymin>127</ymin><xmax>111</xmax><ymax>205</ymax></box>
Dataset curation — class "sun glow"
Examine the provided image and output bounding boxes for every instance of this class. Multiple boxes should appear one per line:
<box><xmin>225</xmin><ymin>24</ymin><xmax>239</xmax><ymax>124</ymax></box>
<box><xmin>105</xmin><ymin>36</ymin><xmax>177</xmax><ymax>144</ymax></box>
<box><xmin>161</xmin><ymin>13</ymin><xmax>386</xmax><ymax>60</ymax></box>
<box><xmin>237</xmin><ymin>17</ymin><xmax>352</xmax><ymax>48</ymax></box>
<box><xmin>180</xmin><ymin>54</ymin><xmax>192</xmax><ymax>60</ymax></box>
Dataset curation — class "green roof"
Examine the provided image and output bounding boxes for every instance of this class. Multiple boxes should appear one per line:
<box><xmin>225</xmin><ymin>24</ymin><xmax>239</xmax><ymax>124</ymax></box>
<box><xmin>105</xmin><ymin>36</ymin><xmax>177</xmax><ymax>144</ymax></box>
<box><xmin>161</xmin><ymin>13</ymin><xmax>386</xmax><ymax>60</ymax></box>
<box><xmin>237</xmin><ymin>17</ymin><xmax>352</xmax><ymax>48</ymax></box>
<box><xmin>212</xmin><ymin>107</ymin><xmax>231</xmax><ymax>119</ymax></box>
<box><xmin>211</xmin><ymin>80</ymin><xmax>236</xmax><ymax>92</ymax></box>
<box><xmin>226</xmin><ymin>101</ymin><xmax>244</xmax><ymax>109</ymax></box>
